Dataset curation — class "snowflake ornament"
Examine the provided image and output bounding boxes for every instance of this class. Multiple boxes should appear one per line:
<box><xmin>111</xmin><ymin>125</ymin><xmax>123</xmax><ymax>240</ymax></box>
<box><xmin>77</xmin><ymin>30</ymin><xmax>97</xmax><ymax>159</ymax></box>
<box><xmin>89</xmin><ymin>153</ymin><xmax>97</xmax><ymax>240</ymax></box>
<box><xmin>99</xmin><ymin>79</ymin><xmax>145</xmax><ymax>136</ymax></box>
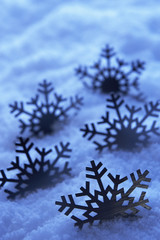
<box><xmin>76</xmin><ymin>45</ymin><xmax>145</xmax><ymax>95</ymax></box>
<box><xmin>56</xmin><ymin>160</ymin><xmax>151</xmax><ymax>229</ymax></box>
<box><xmin>9</xmin><ymin>80</ymin><xmax>83</xmax><ymax>136</ymax></box>
<box><xmin>80</xmin><ymin>94</ymin><xmax>160</xmax><ymax>151</ymax></box>
<box><xmin>0</xmin><ymin>137</ymin><xmax>72</xmax><ymax>199</ymax></box>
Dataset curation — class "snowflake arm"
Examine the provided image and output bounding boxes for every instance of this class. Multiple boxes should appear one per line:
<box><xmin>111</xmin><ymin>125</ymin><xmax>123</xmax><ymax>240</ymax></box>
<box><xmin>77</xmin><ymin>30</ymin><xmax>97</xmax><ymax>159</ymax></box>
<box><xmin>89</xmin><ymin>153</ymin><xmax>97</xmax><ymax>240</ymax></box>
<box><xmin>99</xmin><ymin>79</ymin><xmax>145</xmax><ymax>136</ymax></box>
<box><xmin>56</xmin><ymin>95</ymin><xmax>83</xmax><ymax>119</ymax></box>
<box><xmin>15</xmin><ymin>137</ymin><xmax>34</xmax><ymax>167</ymax></box>
<box><xmin>129</xmin><ymin>60</ymin><xmax>145</xmax><ymax>75</ymax></box>
<box><xmin>139</xmin><ymin>100</ymin><xmax>160</xmax><ymax>123</ymax></box>
<box><xmin>80</xmin><ymin>123</ymin><xmax>108</xmax><ymax>141</ymax></box>
<box><xmin>37</xmin><ymin>80</ymin><xmax>53</xmax><ymax>107</ymax></box>
<box><xmin>118</xmin><ymin>169</ymin><xmax>151</xmax><ymax>214</ymax></box>
<box><xmin>51</xmin><ymin>142</ymin><xmax>72</xmax><ymax>177</ymax></box>
<box><xmin>106</xmin><ymin>94</ymin><xmax>124</xmax><ymax>124</ymax></box>
<box><xmin>9</xmin><ymin>101</ymin><xmax>32</xmax><ymax>117</ymax></box>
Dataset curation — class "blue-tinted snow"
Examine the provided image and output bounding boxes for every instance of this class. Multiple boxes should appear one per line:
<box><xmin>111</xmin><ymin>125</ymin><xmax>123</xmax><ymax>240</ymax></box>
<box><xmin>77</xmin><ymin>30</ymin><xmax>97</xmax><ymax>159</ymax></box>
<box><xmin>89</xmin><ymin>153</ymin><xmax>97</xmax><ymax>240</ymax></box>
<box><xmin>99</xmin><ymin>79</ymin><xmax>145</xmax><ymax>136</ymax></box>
<box><xmin>0</xmin><ymin>0</ymin><xmax>160</xmax><ymax>239</ymax></box>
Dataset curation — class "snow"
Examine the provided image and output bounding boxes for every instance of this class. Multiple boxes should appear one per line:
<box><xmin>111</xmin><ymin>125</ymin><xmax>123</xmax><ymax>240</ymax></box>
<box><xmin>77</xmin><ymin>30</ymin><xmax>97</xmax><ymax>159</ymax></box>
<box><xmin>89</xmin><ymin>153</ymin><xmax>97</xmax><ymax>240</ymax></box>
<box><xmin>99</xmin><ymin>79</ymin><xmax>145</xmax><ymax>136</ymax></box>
<box><xmin>0</xmin><ymin>0</ymin><xmax>160</xmax><ymax>239</ymax></box>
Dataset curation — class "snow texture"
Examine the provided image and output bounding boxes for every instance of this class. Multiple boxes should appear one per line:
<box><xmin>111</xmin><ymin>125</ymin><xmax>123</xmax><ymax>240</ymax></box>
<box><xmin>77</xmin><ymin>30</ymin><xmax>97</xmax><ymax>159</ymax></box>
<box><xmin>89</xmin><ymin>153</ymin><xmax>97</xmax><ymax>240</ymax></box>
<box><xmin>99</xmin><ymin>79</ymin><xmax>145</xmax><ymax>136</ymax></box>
<box><xmin>0</xmin><ymin>0</ymin><xmax>160</xmax><ymax>239</ymax></box>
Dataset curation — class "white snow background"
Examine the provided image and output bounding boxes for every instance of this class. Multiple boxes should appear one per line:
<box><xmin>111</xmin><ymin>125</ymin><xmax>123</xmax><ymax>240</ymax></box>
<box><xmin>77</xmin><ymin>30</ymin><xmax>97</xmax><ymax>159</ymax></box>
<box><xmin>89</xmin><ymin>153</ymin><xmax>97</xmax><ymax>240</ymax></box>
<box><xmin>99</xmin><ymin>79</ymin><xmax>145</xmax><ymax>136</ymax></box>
<box><xmin>0</xmin><ymin>0</ymin><xmax>160</xmax><ymax>239</ymax></box>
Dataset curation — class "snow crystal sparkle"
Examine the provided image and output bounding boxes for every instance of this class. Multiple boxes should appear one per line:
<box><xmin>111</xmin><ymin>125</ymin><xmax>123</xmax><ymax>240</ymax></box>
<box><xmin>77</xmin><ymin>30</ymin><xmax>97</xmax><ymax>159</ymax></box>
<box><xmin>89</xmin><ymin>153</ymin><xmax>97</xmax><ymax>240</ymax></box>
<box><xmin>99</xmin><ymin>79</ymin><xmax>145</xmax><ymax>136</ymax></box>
<box><xmin>9</xmin><ymin>80</ymin><xmax>83</xmax><ymax>137</ymax></box>
<box><xmin>76</xmin><ymin>45</ymin><xmax>145</xmax><ymax>95</ymax></box>
<box><xmin>80</xmin><ymin>94</ymin><xmax>160</xmax><ymax>151</ymax></box>
<box><xmin>0</xmin><ymin>137</ymin><xmax>72</xmax><ymax>199</ymax></box>
<box><xmin>55</xmin><ymin>160</ymin><xmax>151</xmax><ymax>229</ymax></box>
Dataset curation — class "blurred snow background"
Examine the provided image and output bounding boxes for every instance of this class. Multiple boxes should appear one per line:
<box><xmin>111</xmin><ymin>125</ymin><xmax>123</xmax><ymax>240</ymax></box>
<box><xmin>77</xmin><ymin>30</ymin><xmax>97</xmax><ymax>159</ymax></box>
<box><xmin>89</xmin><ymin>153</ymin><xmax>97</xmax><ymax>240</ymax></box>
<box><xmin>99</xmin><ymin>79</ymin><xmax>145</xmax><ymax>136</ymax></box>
<box><xmin>0</xmin><ymin>0</ymin><xmax>160</xmax><ymax>239</ymax></box>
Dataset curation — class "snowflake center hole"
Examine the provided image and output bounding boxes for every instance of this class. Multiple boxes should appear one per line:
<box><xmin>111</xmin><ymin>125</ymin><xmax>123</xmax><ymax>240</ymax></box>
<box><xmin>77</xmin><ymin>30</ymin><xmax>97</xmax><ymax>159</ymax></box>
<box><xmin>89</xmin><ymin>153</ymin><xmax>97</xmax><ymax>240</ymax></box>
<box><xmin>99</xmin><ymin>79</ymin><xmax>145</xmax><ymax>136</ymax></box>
<box><xmin>115</xmin><ymin>127</ymin><xmax>140</xmax><ymax>150</ymax></box>
<box><xmin>39</xmin><ymin>113</ymin><xmax>56</xmax><ymax>133</ymax></box>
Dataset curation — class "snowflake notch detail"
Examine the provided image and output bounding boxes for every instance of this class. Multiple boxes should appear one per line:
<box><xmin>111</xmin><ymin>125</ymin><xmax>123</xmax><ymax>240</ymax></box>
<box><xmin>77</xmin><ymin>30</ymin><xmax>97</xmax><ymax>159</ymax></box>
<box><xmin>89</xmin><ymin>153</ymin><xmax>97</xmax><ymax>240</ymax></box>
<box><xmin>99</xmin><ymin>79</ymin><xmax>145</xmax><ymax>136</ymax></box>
<box><xmin>76</xmin><ymin>45</ymin><xmax>145</xmax><ymax>95</ymax></box>
<box><xmin>0</xmin><ymin>137</ymin><xmax>72</xmax><ymax>199</ymax></box>
<box><xmin>55</xmin><ymin>160</ymin><xmax>151</xmax><ymax>229</ymax></box>
<box><xmin>9</xmin><ymin>80</ymin><xmax>83</xmax><ymax>136</ymax></box>
<box><xmin>80</xmin><ymin>94</ymin><xmax>160</xmax><ymax>151</ymax></box>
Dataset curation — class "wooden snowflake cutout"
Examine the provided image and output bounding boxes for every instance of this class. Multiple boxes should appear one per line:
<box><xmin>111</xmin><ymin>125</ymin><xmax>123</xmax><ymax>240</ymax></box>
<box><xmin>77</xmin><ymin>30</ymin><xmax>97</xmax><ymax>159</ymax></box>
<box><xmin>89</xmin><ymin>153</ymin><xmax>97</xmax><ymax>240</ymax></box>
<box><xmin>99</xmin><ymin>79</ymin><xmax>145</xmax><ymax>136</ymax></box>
<box><xmin>76</xmin><ymin>45</ymin><xmax>145</xmax><ymax>95</ymax></box>
<box><xmin>56</xmin><ymin>160</ymin><xmax>151</xmax><ymax>228</ymax></box>
<box><xmin>80</xmin><ymin>94</ymin><xmax>160</xmax><ymax>151</ymax></box>
<box><xmin>0</xmin><ymin>137</ymin><xmax>72</xmax><ymax>199</ymax></box>
<box><xmin>9</xmin><ymin>80</ymin><xmax>83</xmax><ymax>136</ymax></box>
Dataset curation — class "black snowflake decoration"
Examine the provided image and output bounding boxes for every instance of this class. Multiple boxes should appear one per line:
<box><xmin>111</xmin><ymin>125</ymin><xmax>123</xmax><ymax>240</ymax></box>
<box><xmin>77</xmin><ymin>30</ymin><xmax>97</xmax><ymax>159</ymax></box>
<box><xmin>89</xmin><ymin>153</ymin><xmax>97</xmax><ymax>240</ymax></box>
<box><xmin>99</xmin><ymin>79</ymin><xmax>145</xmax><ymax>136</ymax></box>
<box><xmin>76</xmin><ymin>45</ymin><xmax>145</xmax><ymax>95</ymax></box>
<box><xmin>56</xmin><ymin>160</ymin><xmax>151</xmax><ymax>229</ymax></box>
<box><xmin>0</xmin><ymin>137</ymin><xmax>72</xmax><ymax>199</ymax></box>
<box><xmin>80</xmin><ymin>94</ymin><xmax>160</xmax><ymax>151</ymax></box>
<box><xmin>9</xmin><ymin>80</ymin><xmax>83</xmax><ymax>136</ymax></box>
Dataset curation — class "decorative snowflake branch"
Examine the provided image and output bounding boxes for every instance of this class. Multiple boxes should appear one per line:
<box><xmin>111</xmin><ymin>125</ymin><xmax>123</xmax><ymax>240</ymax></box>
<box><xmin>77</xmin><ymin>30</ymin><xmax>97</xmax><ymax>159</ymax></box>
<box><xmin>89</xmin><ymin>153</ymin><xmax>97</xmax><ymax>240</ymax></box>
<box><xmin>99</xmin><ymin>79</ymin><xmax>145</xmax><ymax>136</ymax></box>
<box><xmin>10</xmin><ymin>101</ymin><xmax>31</xmax><ymax>117</ymax></box>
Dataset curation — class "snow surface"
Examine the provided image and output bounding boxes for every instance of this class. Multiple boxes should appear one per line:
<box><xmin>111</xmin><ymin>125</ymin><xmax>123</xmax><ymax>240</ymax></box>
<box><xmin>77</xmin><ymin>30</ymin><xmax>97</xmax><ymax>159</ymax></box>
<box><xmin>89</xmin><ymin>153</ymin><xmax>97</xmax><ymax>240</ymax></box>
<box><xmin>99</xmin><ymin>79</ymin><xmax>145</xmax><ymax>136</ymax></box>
<box><xmin>0</xmin><ymin>0</ymin><xmax>160</xmax><ymax>239</ymax></box>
